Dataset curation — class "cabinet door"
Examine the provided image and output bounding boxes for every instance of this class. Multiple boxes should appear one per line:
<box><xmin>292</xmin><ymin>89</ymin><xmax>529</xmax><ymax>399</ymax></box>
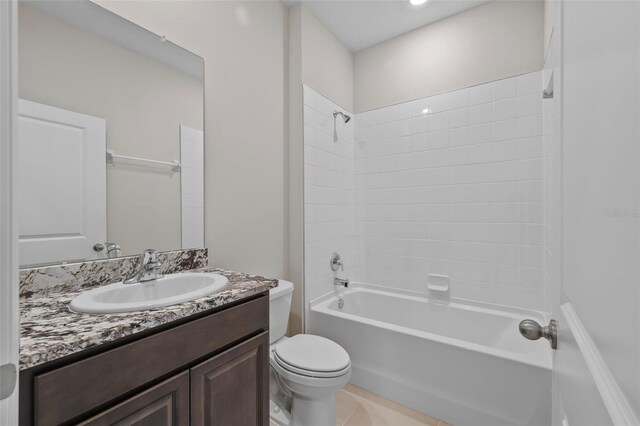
<box><xmin>79</xmin><ymin>372</ymin><xmax>189</xmax><ymax>426</ymax></box>
<box><xmin>190</xmin><ymin>332</ymin><xmax>269</xmax><ymax>426</ymax></box>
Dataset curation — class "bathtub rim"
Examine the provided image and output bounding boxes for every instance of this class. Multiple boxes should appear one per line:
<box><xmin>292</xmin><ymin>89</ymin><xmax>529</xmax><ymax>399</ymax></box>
<box><xmin>309</xmin><ymin>281</ymin><xmax>552</xmax><ymax>371</ymax></box>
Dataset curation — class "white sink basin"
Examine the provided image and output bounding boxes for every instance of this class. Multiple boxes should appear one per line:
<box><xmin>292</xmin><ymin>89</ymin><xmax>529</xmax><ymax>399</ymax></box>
<box><xmin>69</xmin><ymin>273</ymin><xmax>229</xmax><ymax>314</ymax></box>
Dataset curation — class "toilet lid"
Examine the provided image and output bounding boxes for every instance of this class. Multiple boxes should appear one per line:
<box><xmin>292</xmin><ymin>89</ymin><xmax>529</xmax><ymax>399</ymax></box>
<box><xmin>274</xmin><ymin>334</ymin><xmax>350</xmax><ymax>375</ymax></box>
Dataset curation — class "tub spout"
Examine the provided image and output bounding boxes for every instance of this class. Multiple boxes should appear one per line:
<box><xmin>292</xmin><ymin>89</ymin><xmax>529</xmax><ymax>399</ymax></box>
<box><xmin>334</xmin><ymin>277</ymin><xmax>349</xmax><ymax>288</ymax></box>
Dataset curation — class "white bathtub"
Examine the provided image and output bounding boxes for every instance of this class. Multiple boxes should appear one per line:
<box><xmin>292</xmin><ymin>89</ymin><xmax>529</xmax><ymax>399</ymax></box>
<box><xmin>309</xmin><ymin>283</ymin><xmax>551</xmax><ymax>426</ymax></box>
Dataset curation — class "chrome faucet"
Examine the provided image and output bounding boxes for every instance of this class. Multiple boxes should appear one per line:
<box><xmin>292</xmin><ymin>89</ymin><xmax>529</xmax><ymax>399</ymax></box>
<box><xmin>93</xmin><ymin>242</ymin><xmax>122</xmax><ymax>259</ymax></box>
<box><xmin>331</xmin><ymin>253</ymin><xmax>348</xmax><ymax>287</ymax></box>
<box><xmin>334</xmin><ymin>277</ymin><xmax>349</xmax><ymax>288</ymax></box>
<box><xmin>124</xmin><ymin>249</ymin><xmax>164</xmax><ymax>284</ymax></box>
<box><xmin>105</xmin><ymin>243</ymin><xmax>122</xmax><ymax>259</ymax></box>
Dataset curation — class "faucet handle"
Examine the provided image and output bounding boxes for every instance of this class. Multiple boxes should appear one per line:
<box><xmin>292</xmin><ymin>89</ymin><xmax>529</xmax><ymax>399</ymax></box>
<box><xmin>330</xmin><ymin>252</ymin><xmax>344</xmax><ymax>272</ymax></box>
<box><xmin>142</xmin><ymin>249</ymin><xmax>159</xmax><ymax>265</ymax></box>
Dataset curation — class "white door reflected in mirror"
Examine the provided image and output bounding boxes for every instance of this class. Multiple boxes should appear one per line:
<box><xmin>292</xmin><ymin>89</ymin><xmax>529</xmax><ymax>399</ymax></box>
<box><xmin>18</xmin><ymin>100</ymin><xmax>106</xmax><ymax>267</ymax></box>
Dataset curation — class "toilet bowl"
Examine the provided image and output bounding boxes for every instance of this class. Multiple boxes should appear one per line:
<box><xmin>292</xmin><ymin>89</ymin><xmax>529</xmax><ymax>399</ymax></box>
<box><xmin>269</xmin><ymin>281</ymin><xmax>351</xmax><ymax>426</ymax></box>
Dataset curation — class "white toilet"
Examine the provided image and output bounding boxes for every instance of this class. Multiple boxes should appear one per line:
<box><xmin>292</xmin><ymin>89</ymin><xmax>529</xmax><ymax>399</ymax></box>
<box><xmin>269</xmin><ymin>280</ymin><xmax>351</xmax><ymax>426</ymax></box>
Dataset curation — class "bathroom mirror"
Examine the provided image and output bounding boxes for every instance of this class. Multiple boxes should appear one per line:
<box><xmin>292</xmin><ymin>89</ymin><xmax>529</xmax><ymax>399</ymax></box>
<box><xmin>17</xmin><ymin>0</ymin><xmax>204</xmax><ymax>267</ymax></box>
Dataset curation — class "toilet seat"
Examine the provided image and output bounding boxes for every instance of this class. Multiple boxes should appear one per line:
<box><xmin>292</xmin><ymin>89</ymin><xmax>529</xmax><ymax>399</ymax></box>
<box><xmin>273</xmin><ymin>334</ymin><xmax>351</xmax><ymax>378</ymax></box>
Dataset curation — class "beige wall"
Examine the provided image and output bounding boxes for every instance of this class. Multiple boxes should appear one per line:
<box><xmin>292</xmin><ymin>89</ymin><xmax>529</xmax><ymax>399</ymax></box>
<box><xmin>287</xmin><ymin>5</ymin><xmax>304</xmax><ymax>335</ymax></box>
<box><xmin>299</xmin><ymin>5</ymin><xmax>353</xmax><ymax>111</ymax></box>
<box><xmin>286</xmin><ymin>5</ymin><xmax>354</xmax><ymax>334</ymax></box>
<box><xmin>18</xmin><ymin>5</ymin><xmax>203</xmax><ymax>256</ymax></box>
<box><xmin>544</xmin><ymin>0</ymin><xmax>554</xmax><ymax>56</ymax></box>
<box><xmin>97</xmin><ymin>0</ymin><xmax>288</xmax><ymax>279</ymax></box>
<box><xmin>354</xmin><ymin>0</ymin><xmax>544</xmax><ymax>112</ymax></box>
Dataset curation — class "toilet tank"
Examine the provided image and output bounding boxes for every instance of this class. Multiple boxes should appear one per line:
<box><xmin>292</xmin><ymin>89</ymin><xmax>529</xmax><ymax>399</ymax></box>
<box><xmin>269</xmin><ymin>280</ymin><xmax>293</xmax><ymax>344</ymax></box>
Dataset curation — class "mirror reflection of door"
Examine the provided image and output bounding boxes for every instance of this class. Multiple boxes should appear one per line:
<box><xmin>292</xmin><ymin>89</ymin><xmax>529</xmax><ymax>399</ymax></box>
<box><xmin>18</xmin><ymin>100</ymin><xmax>106</xmax><ymax>266</ymax></box>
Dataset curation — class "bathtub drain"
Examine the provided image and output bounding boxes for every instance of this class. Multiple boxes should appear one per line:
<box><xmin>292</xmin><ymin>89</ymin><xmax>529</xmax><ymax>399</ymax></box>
<box><xmin>338</xmin><ymin>298</ymin><xmax>344</xmax><ymax>310</ymax></box>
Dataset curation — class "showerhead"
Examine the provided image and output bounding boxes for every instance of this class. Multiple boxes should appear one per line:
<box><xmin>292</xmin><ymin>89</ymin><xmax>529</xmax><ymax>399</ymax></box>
<box><xmin>333</xmin><ymin>110</ymin><xmax>351</xmax><ymax>124</ymax></box>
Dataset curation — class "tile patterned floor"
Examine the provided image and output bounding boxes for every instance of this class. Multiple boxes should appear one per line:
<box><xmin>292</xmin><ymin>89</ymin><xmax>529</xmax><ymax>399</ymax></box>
<box><xmin>337</xmin><ymin>384</ymin><xmax>450</xmax><ymax>426</ymax></box>
<box><xmin>270</xmin><ymin>383</ymin><xmax>450</xmax><ymax>426</ymax></box>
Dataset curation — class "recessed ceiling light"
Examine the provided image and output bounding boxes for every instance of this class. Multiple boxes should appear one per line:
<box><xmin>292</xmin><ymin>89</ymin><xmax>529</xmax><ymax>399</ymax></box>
<box><xmin>410</xmin><ymin>0</ymin><xmax>428</xmax><ymax>6</ymax></box>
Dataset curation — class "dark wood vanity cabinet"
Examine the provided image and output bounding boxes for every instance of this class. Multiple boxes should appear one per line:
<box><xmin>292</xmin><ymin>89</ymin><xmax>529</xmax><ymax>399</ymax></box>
<box><xmin>79</xmin><ymin>372</ymin><xmax>190</xmax><ymax>426</ymax></box>
<box><xmin>190</xmin><ymin>334</ymin><xmax>269</xmax><ymax>426</ymax></box>
<box><xmin>20</xmin><ymin>294</ymin><xmax>270</xmax><ymax>426</ymax></box>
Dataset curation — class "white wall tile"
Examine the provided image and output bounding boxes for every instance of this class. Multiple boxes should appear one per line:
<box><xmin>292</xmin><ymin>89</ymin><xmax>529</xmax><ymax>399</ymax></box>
<box><xmin>378</xmin><ymin>106</ymin><xmax>395</xmax><ymax>123</ymax></box>
<box><xmin>470</xmin><ymin>123</ymin><xmax>493</xmax><ymax>144</ymax></box>
<box><xmin>305</xmin><ymin>70</ymin><xmax>545</xmax><ymax>313</ymax></box>
<box><xmin>518</xmin><ymin>71</ymin><xmax>542</xmax><ymax>96</ymax></box>
<box><xmin>518</xmin><ymin>115</ymin><xmax>543</xmax><ymax>138</ymax></box>
<box><xmin>430</xmin><ymin>111</ymin><xmax>450</xmax><ymax>131</ymax></box>
<box><xmin>449</xmin><ymin>88</ymin><xmax>470</xmax><ymax>109</ymax></box>
<box><xmin>380</xmin><ymin>121</ymin><xmax>395</xmax><ymax>139</ymax></box>
<box><xmin>470</xmin><ymin>102</ymin><xmax>493</xmax><ymax>125</ymax></box>
<box><xmin>410</xmin><ymin>115</ymin><xmax>429</xmax><ymax>134</ymax></box>
<box><xmin>396</xmin><ymin>118</ymin><xmax>412</xmax><ymax>137</ymax></box>
<box><xmin>493</xmin><ymin>98</ymin><xmax>518</xmax><ymax>121</ymax></box>
<box><xmin>518</xmin><ymin>93</ymin><xmax>543</xmax><ymax>117</ymax></box>
<box><xmin>492</xmin><ymin>160</ymin><xmax>518</xmax><ymax>182</ymax></box>
<box><xmin>468</xmin><ymin>143</ymin><xmax>493</xmax><ymax>164</ymax></box>
<box><xmin>303</xmin><ymin>85</ymin><xmax>316</xmax><ymax>108</ymax></box>
<box><xmin>450</xmin><ymin>107</ymin><xmax>470</xmax><ymax>128</ymax></box>
<box><xmin>519</xmin><ymin>180</ymin><xmax>544</xmax><ymax>202</ymax></box>
<box><xmin>493</xmin><ymin>119</ymin><xmax>518</xmax><ymax>141</ymax></box>
<box><xmin>303</xmin><ymin>86</ymin><xmax>355</xmax><ymax>311</ymax></box>
<box><xmin>394</xmin><ymin>101</ymin><xmax>413</xmax><ymax>121</ymax></box>
<box><xmin>430</xmin><ymin>94</ymin><xmax>449</xmax><ymax>113</ymax></box>
<box><xmin>429</xmin><ymin>130</ymin><xmax>449</xmax><ymax>150</ymax></box>
<box><xmin>518</xmin><ymin>158</ymin><xmax>544</xmax><ymax>180</ymax></box>
<box><xmin>470</xmin><ymin>82</ymin><xmax>493</xmax><ymax>105</ymax></box>
<box><xmin>493</xmin><ymin>140</ymin><xmax>518</xmax><ymax>162</ymax></box>
<box><xmin>493</xmin><ymin>76</ymin><xmax>518</xmax><ymax>100</ymax></box>
<box><xmin>449</xmin><ymin>127</ymin><xmax>470</xmax><ymax>147</ymax></box>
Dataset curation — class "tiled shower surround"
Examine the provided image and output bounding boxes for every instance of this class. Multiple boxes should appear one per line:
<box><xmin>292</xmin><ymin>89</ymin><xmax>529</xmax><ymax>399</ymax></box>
<box><xmin>304</xmin><ymin>71</ymin><xmax>547</xmax><ymax>311</ymax></box>
<box><xmin>303</xmin><ymin>86</ymin><xmax>355</xmax><ymax>305</ymax></box>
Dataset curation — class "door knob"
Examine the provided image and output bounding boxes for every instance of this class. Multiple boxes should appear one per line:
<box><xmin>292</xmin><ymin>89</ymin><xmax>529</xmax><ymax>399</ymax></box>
<box><xmin>519</xmin><ymin>319</ymin><xmax>557</xmax><ymax>350</ymax></box>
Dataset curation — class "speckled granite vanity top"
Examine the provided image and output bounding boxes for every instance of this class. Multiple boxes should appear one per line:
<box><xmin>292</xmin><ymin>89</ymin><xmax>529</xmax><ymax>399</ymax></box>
<box><xmin>19</xmin><ymin>251</ymin><xmax>277</xmax><ymax>370</ymax></box>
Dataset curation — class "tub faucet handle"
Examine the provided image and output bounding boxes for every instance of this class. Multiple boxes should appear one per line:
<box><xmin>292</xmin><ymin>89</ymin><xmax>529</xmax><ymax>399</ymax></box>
<box><xmin>330</xmin><ymin>252</ymin><xmax>344</xmax><ymax>272</ymax></box>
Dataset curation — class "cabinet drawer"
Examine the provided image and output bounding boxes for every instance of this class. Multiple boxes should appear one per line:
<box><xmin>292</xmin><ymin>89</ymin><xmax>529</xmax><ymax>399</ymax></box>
<box><xmin>78</xmin><ymin>372</ymin><xmax>189</xmax><ymax>426</ymax></box>
<box><xmin>33</xmin><ymin>296</ymin><xmax>268</xmax><ymax>426</ymax></box>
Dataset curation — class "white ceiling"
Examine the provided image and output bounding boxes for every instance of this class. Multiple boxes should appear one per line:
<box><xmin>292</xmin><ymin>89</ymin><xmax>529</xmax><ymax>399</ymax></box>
<box><xmin>283</xmin><ymin>0</ymin><xmax>491</xmax><ymax>52</ymax></box>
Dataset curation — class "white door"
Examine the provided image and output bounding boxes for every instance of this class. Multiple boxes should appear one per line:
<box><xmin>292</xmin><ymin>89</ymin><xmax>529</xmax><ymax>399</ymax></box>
<box><xmin>551</xmin><ymin>0</ymin><xmax>640</xmax><ymax>424</ymax></box>
<box><xmin>18</xmin><ymin>100</ymin><xmax>106</xmax><ymax>266</ymax></box>
<box><xmin>0</xmin><ymin>0</ymin><xmax>18</xmax><ymax>422</ymax></box>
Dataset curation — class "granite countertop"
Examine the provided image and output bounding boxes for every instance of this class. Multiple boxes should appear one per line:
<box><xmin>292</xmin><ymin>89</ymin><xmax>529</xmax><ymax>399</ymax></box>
<box><xmin>20</xmin><ymin>267</ymin><xmax>278</xmax><ymax>370</ymax></box>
